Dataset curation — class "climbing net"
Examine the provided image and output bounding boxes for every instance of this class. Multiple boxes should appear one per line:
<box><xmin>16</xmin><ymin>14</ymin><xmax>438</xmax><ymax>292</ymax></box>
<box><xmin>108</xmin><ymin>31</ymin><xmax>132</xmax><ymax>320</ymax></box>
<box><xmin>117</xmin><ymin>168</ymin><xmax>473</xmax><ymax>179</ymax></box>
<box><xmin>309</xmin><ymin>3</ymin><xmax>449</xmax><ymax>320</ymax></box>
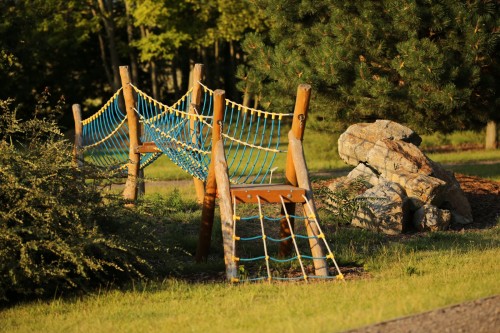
<box><xmin>80</xmin><ymin>89</ymin><xmax>161</xmax><ymax>170</ymax></box>
<box><xmin>130</xmin><ymin>83</ymin><xmax>293</xmax><ymax>184</ymax></box>
<box><xmin>131</xmin><ymin>84</ymin><xmax>212</xmax><ymax>180</ymax></box>
<box><xmin>231</xmin><ymin>195</ymin><xmax>343</xmax><ymax>282</ymax></box>
<box><xmin>200</xmin><ymin>83</ymin><xmax>293</xmax><ymax>184</ymax></box>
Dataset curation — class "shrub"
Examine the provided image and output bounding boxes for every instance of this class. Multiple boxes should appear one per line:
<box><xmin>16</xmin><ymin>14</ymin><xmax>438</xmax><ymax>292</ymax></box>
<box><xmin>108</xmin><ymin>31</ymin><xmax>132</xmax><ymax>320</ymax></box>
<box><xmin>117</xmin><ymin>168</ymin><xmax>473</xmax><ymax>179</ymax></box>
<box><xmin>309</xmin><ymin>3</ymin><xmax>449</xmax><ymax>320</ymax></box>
<box><xmin>317</xmin><ymin>178</ymin><xmax>369</xmax><ymax>229</ymax></box>
<box><xmin>0</xmin><ymin>99</ymin><xmax>150</xmax><ymax>302</ymax></box>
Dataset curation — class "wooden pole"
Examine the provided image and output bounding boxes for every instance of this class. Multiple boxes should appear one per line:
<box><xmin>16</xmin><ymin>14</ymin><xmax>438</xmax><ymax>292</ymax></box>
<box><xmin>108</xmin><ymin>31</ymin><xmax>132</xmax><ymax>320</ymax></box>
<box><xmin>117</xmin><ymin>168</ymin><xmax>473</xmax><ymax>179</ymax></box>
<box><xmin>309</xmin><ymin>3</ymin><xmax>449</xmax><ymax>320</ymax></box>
<box><xmin>120</xmin><ymin>65</ymin><xmax>141</xmax><ymax>204</ymax></box>
<box><xmin>196</xmin><ymin>89</ymin><xmax>225</xmax><ymax>262</ymax></box>
<box><xmin>279</xmin><ymin>84</ymin><xmax>311</xmax><ymax>257</ymax></box>
<box><xmin>190</xmin><ymin>64</ymin><xmax>206</xmax><ymax>203</ymax></box>
<box><xmin>485</xmin><ymin>120</ymin><xmax>497</xmax><ymax>150</ymax></box>
<box><xmin>72</xmin><ymin>104</ymin><xmax>83</xmax><ymax>168</ymax></box>
<box><xmin>289</xmin><ymin>131</ymin><xmax>328</xmax><ymax>276</ymax></box>
<box><xmin>213</xmin><ymin>140</ymin><xmax>237</xmax><ymax>280</ymax></box>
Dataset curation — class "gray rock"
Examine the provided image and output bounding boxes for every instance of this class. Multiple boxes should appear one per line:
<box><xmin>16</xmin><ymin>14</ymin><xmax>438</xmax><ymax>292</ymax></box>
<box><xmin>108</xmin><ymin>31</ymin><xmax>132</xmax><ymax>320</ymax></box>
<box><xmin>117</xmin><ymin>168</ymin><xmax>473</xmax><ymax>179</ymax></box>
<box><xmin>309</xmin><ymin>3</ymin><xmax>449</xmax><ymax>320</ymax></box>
<box><xmin>413</xmin><ymin>205</ymin><xmax>451</xmax><ymax>231</ymax></box>
<box><xmin>338</xmin><ymin>120</ymin><xmax>422</xmax><ymax>166</ymax></box>
<box><xmin>365</xmin><ymin>139</ymin><xmax>472</xmax><ymax>223</ymax></box>
<box><xmin>352</xmin><ymin>182</ymin><xmax>410</xmax><ymax>235</ymax></box>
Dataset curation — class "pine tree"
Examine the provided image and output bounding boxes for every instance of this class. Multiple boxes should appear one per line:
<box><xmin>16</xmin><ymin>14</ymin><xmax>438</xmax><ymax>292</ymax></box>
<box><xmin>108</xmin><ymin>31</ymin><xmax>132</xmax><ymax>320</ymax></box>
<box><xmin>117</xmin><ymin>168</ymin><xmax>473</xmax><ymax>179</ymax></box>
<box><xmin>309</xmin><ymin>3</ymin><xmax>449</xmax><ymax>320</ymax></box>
<box><xmin>241</xmin><ymin>0</ymin><xmax>499</xmax><ymax>134</ymax></box>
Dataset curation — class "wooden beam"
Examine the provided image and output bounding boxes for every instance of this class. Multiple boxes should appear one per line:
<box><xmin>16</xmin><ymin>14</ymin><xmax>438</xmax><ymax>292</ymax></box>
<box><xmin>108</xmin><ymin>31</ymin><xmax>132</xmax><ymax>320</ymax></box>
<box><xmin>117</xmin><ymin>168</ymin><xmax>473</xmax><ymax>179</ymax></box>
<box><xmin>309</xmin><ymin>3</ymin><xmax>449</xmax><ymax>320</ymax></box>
<box><xmin>196</xmin><ymin>89</ymin><xmax>225</xmax><ymax>262</ymax></box>
<box><xmin>72</xmin><ymin>104</ymin><xmax>83</xmax><ymax>168</ymax></box>
<box><xmin>120</xmin><ymin>66</ymin><xmax>141</xmax><ymax>204</ymax></box>
<box><xmin>230</xmin><ymin>184</ymin><xmax>306</xmax><ymax>204</ymax></box>
<box><xmin>288</xmin><ymin>131</ymin><xmax>328</xmax><ymax>276</ymax></box>
<box><xmin>279</xmin><ymin>84</ymin><xmax>311</xmax><ymax>257</ymax></box>
<box><xmin>213</xmin><ymin>140</ymin><xmax>237</xmax><ymax>280</ymax></box>
<box><xmin>135</xmin><ymin>141</ymin><xmax>161</xmax><ymax>153</ymax></box>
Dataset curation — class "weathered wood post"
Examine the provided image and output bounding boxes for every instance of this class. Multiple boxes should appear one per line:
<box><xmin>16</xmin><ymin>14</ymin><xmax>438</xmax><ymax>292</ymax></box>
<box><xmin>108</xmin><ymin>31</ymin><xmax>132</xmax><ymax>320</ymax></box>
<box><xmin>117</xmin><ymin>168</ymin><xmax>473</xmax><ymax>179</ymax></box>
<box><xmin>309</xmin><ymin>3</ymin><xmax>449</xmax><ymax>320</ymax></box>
<box><xmin>72</xmin><ymin>104</ymin><xmax>84</xmax><ymax>168</ymax></box>
<box><xmin>279</xmin><ymin>84</ymin><xmax>311</xmax><ymax>257</ymax></box>
<box><xmin>213</xmin><ymin>139</ymin><xmax>237</xmax><ymax>280</ymax></box>
<box><xmin>196</xmin><ymin>89</ymin><xmax>225</xmax><ymax>262</ymax></box>
<box><xmin>190</xmin><ymin>64</ymin><xmax>206</xmax><ymax>203</ymax></box>
<box><xmin>120</xmin><ymin>66</ymin><xmax>141</xmax><ymax>204</ymax></box>
<box><xmin>288</xmin><ymin>131</ymin><xmax>328</xmax><ymax>276</ymax></box>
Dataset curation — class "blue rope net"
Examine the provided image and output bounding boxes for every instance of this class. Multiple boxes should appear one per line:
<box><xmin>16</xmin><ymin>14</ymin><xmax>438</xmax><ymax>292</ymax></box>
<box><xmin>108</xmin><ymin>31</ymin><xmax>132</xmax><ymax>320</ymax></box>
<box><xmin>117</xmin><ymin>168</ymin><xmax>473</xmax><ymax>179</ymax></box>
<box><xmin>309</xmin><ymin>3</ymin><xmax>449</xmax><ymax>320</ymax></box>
<box><xmin>80</xmin><ymin>89</ymin><xmax>161</xmax><ymax>171</ymax></box>
<box><xmin>80</xmin><ymin>83</ymin><xmax>293</xmax><ymax>184</ymax></box>
<box><xmin>230</xmin><ymin>197</ymin><xmax>344</xmax><ymax>283</ymax></box>
<box><xmin>132</xmin><ymin>85</ymin><xmax>212</xmax><ymax>180</ymax></box>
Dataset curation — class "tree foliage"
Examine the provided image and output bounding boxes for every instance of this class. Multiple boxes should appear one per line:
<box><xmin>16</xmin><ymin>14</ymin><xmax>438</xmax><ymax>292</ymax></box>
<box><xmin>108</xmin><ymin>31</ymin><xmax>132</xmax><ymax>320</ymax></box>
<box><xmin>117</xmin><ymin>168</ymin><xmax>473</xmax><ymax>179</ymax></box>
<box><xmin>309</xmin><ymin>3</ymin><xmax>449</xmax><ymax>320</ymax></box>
<box><xmin>241</xmin><ymin>0</ymin><xmax>499</xmax><ymax>134</ymax></box>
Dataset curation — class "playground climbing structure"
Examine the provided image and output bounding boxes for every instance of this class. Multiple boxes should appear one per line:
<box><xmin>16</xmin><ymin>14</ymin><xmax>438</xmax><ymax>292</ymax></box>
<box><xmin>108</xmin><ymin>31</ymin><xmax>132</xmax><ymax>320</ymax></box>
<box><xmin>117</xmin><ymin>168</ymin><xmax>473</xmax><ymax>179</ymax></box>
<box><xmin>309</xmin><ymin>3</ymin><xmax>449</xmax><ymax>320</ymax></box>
<box><xmin>73</xmin><ymin>64</ymin><xmax>343</xmax><ymax>282</ymax></box>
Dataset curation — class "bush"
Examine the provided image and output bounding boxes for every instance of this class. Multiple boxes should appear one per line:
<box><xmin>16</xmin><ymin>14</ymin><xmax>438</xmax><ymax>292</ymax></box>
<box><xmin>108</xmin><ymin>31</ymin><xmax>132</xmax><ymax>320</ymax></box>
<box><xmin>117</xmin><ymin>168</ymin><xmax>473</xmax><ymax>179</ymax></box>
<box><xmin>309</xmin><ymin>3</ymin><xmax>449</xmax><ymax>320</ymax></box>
<box><xmin>0</xmin><ymin>99</ymin><xmax>152</xmax><ymax>302</ymax></box>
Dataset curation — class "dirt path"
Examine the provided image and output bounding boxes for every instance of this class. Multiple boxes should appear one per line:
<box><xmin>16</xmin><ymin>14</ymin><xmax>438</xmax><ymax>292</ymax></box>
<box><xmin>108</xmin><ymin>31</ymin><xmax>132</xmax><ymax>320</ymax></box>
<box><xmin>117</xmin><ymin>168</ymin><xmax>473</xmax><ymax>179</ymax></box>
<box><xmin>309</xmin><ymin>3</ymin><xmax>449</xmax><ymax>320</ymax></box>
<box><xmin>343</xmin><ymin>295</ymin><xmax>500</xmax><ymax>333</ymax></box>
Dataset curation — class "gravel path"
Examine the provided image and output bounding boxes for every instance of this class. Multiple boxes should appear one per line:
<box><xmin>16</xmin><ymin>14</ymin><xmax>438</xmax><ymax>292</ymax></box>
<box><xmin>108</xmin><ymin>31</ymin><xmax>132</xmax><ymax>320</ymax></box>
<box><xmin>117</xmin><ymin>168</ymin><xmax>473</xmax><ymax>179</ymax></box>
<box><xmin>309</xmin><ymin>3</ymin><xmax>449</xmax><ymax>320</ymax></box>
<box><xmin>343</xmin><ymin>295</ymin><xmax>500</xmax><ymax>333</ymax></box>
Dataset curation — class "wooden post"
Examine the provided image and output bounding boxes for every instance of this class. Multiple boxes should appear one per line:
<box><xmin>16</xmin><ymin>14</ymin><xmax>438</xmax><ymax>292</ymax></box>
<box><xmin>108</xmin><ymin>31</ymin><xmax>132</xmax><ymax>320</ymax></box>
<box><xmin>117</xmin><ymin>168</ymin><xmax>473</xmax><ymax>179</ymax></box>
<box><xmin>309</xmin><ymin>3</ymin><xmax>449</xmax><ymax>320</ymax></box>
<box><xmin>289</xmin><ymin>132</ymin><xmax>328</xmax><ymax>276</ymax></box>
<box><xmin>190</xmin><ymin>64</ymin><xmax>206</xmax><ymax>203</ymax></box>
<box><xmin>279</xmin><ymin>84</ymin><xmax>311</xmax><ymax>257</ymax></box>
<box><xmin>485</xmin><ymin>120</ymin><xmax>497</xmax><ymax>150</ymax></box>
<box><xmin>213</xmin><ymin>140</ymin><xmax>237</xmax><ymax>280</ymax></box>
<box><xmin>195</xmin><ymin>89</ymin><xmax>225</xmax><ymax>262</ymax></box>
<box><xmin>72</xmin><ymin>104</ymin><xmax>84</xmax><ymax>168</ymax></box>
<box><xmin>120</xmin><ymin>65</ymin><xmax>141</xmax><ymax>204</ymax></box>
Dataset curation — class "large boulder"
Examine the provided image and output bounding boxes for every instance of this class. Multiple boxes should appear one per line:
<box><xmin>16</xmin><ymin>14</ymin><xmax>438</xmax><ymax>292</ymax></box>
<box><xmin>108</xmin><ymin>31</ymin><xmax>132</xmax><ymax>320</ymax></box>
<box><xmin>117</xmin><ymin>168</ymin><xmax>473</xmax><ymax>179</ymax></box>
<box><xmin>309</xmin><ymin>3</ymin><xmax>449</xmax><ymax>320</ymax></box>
<box><xmin>352</xmin><ymin>182</ymin><xmax>410</xmax><ymax>235</ymax></box>
<box><xmin>365</xmin><ymin>138</ymin><xmax>472</xmax><ymax>223</ymax></box>
<box><xmin>338</xmin><ymin>120</ymin><xmax>422</xmax><ymax>166</ymax></box>
<box><xmin>334</xmin><ymin>119</ymin><xmax>473</xmax><ymax>234</ymax></box>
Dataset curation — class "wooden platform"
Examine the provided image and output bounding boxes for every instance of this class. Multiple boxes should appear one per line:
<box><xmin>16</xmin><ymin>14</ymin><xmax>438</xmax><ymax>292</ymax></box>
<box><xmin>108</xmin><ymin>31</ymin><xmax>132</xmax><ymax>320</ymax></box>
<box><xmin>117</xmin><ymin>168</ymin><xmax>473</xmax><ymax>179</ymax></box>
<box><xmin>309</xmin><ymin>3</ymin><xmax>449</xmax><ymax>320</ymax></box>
<box><xmin>230</xmin><ymin>184</ymin><xmax>307</xmax><ymax>204</ymax></box>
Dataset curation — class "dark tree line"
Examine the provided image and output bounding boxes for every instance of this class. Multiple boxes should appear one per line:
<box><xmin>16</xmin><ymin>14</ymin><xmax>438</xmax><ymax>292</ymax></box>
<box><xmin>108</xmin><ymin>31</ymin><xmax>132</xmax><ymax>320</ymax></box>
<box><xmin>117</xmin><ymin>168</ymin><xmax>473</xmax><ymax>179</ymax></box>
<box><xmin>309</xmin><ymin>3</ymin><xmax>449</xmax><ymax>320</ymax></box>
<box><xmin>0</xmin><ymin>0</ymin><xmax>498</xmax><ymax>145</ymax></box>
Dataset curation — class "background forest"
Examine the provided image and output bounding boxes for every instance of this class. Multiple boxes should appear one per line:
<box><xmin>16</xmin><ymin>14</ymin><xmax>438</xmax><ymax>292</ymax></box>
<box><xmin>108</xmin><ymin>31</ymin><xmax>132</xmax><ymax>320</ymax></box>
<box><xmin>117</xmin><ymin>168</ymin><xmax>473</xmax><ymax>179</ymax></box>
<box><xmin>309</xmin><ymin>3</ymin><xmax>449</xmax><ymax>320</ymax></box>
<box><xmin>0</xmin><ymin>0</ymin><xmax>499</xmax><ymax>144</ymax></box>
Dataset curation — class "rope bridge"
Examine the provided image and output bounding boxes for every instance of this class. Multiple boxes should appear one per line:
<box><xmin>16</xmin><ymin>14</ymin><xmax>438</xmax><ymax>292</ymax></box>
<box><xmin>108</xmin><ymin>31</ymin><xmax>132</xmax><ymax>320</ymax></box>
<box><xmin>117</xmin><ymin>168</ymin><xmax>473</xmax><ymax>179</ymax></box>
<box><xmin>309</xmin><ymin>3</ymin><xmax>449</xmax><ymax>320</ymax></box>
<box><xmin>75</xmin><ymin>65</ymin><xmax>342</xmax><ymax>283</ymax></box>
<box><xmin>79</xmin><ymin>82</ymin><xmax>291</xmax><ymax>185</ymax></box>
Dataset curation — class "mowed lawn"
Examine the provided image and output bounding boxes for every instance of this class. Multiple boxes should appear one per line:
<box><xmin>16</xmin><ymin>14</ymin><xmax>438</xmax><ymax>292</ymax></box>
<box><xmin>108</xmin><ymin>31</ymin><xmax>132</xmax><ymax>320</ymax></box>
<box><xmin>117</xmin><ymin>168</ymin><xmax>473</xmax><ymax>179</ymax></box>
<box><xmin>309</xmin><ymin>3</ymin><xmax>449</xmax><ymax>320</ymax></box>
<box><xmin>2</xmin><ymin>228</ymin><xmax>498</xmax><ymax>333</ymax></box>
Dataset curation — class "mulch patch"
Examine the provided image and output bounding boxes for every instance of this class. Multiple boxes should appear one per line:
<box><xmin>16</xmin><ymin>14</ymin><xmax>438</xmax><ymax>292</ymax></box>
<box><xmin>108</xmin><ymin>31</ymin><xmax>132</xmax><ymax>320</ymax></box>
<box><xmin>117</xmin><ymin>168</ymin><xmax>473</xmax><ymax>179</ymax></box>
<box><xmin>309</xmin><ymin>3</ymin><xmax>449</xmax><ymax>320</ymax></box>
<box><xmin>454</xmin><ymin>173</ymin><xmax>500</xmax><ymax>229</ymax></box>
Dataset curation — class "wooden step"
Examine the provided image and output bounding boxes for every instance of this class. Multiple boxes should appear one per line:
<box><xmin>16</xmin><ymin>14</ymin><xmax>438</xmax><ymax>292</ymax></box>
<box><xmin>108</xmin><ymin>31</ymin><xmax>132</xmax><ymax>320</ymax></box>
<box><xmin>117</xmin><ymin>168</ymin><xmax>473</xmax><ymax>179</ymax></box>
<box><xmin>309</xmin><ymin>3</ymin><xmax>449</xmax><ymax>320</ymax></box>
<box><xmin>230</xmin><ymin>184</ymin><xmax>306</xmax><ymax>204</ymax></box>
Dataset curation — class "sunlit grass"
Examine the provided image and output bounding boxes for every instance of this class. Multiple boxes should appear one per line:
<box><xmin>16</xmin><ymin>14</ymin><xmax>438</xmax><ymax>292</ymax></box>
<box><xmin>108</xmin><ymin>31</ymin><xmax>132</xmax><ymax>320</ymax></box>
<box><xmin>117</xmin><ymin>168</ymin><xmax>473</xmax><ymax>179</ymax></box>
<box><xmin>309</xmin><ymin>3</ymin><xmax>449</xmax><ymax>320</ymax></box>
<box><xmin>2</xmin><ymin>228</ymin><xmax>498</xmax><ymax>333</ymax></box>
<box><xmin>420</xmin><ymin>130</ymin><xmax>485</xmax><ymax>148</ymax></box>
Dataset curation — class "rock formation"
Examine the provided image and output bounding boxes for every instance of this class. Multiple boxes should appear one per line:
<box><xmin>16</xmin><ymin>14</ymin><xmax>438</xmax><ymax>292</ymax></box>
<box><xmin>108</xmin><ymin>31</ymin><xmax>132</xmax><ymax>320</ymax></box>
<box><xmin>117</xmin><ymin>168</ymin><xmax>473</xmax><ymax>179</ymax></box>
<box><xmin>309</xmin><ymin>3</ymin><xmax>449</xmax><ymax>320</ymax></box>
<box><xmin>333</xmin><ymin>120</ymin><xmax>472</xmax><ymax>234</ymax></box>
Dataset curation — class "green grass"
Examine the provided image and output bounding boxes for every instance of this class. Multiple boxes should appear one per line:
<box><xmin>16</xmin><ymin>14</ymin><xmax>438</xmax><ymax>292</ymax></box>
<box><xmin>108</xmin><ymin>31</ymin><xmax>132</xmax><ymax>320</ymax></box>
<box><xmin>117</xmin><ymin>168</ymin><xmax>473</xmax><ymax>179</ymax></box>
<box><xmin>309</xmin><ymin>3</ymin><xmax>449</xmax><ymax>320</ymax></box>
<box><xmin>427</xmin><ymin>149</ymin><xmax>500</xmax><ymax>164</ymax></box>
<box><xmin>446</xmin><ymin>162</ymin><xmax>500</xmax><ymax>181</ymax></box>
<box><xmin>2</xmin><ymin>227</ymin><xmax>498</xmax><ymax>333</ymax></box>
<box><xmin>420</xmin><ymin>130</ymin><xmax>485</xmax><ymax>148</ymax></box>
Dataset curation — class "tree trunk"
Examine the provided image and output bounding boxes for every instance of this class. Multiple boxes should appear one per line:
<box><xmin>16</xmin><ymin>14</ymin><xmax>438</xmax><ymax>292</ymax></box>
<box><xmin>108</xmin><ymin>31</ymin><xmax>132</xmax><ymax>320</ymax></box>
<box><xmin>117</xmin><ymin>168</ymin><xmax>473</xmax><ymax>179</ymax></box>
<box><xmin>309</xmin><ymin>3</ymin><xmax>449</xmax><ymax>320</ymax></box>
<box><xmin>96</xmin><ymin>0</ymin><xmax>121</xmax><ymax>91</ymax></box>
<box><xmin>171</xmin><ymin>60</ymin><xmax>180</xmax><ymax>98</ymax></box>
<box><xmin>124</xmin><ymin>0</ymin><xmax>139</xmax><ymax>83</ymax></box>
<box><xmin>485</xmin><ymin>120</ymin><xmax>497</xmax><ymax>150</ymax></box>
<box><xmin>214</xmin><ymin>40</ymin><xmax>220</xmax><ymax>87</ymax></box>
<box><xmin>242</xmin><ymin>81</ymin><xmax>253</xmax><ymax>107</ymax></box>
<box><xmin>150</xmin><ymin>60</ymin><xmax>158</xmax><ymax>100</ymax></box>
<box><xmin>94</xmin><ymin>25</ymin><xmax>114</xmax><ymax>88</ymax></box>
